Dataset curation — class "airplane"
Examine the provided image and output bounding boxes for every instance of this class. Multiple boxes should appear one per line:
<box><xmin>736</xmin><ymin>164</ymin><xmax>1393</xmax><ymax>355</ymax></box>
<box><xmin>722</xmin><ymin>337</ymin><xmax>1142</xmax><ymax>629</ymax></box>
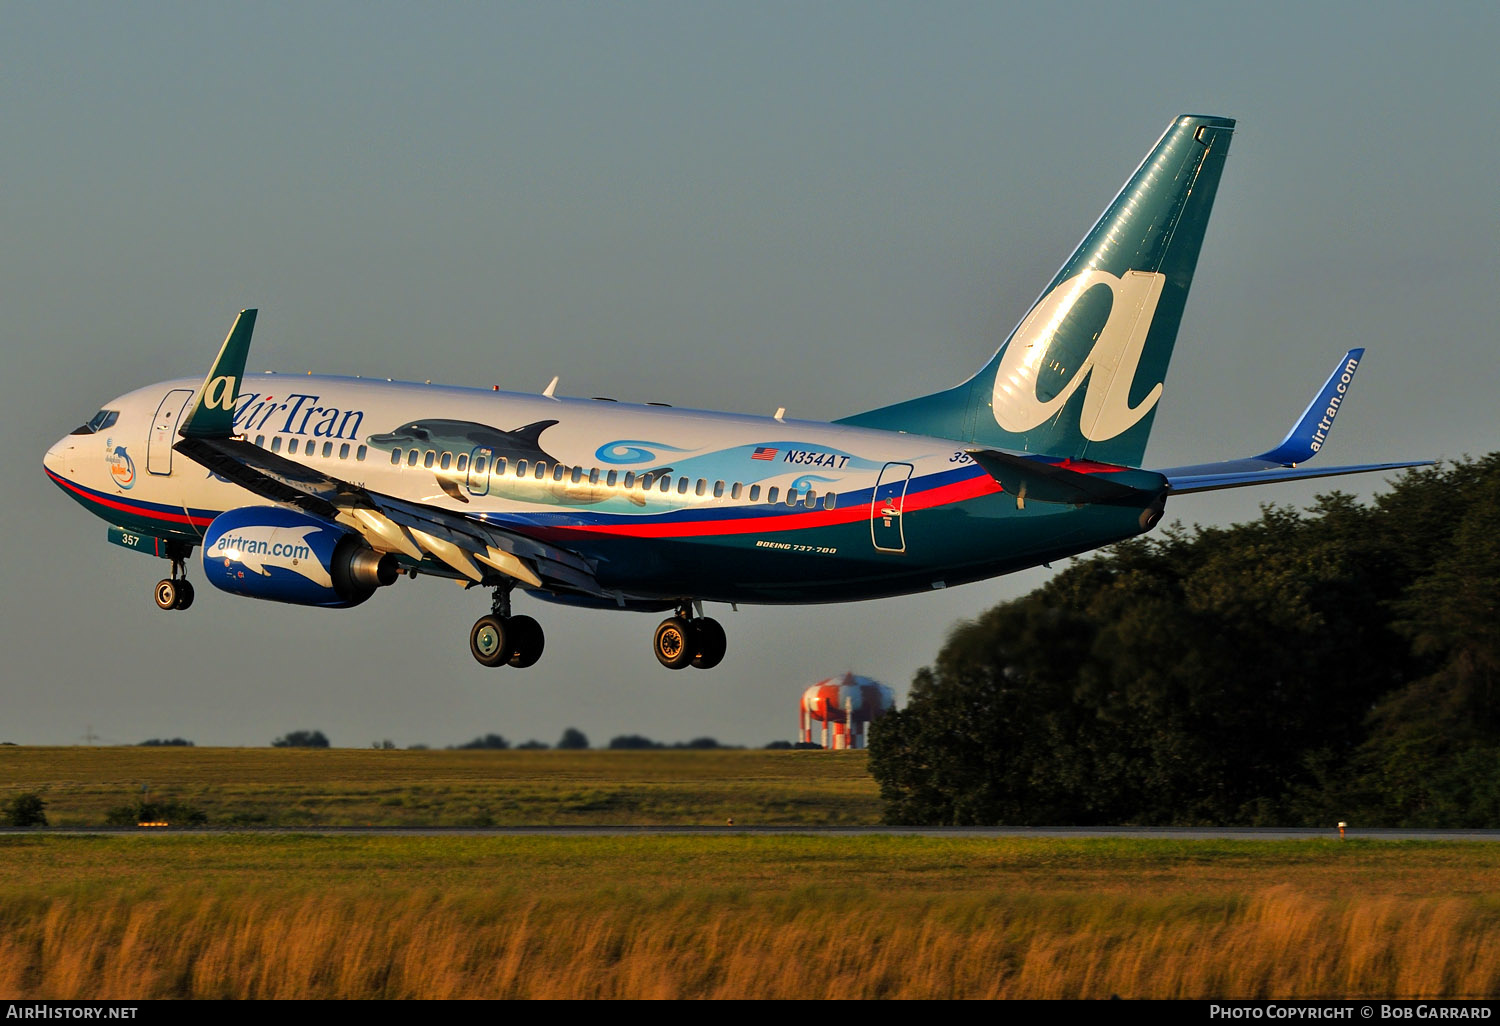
<box><xmin>42</xmin><ymin>114</ymin><xmax>1429</xmax><ymax>671</ymax></box>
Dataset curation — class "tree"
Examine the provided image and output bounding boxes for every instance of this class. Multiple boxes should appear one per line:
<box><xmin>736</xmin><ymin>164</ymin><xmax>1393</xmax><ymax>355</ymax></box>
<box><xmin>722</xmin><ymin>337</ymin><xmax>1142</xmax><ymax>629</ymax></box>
<box><xmin>453</xmin><ymin>734</ymin><xmax>509</xmax><ymax>750</ymax></box>
<box><xmin>515</xmin><ymin>739</ymin><xmax>550</xmax><ymax>750</ymax></box>
<box><xmin>3</xmin><ymin>793</ymin><xmax>47</xmax><ymax>827</ymax></box>
<box><xmin>272</xmin><ymin>730</ymin><xmax>330</xmax><ymax>748</ymax></box>
<box><xmin>139</xmin><ymin>738</ymin><xmax>194</xmax><ymax>747</ymax></box>
<box><xmin>870</xmin><ymin>458</ymin><xmax>1500</xmax><ymax>827</ymax></box>
<box><xmin>556</xmin><ymin>727</ymin><xmax>589</xmax><ymax>750</ymax></box>
<box><xmin>608</xmin><ymin>734</ymin><xmax>661</xmax><ymax>750</ymax></box>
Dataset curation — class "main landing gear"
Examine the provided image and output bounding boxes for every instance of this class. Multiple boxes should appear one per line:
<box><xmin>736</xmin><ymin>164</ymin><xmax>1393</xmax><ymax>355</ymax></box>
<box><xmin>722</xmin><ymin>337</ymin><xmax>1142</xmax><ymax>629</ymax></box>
<box><xmin>653</xmin><ymin>607</ymin><xmax>726</xmax><ymax>670</ymax></box>
<box><xmin>153</xmin><ymin>553</ymin><xmax>195</xmax><ymax>611</ymax></box>
<box><xmin>469</xmin><ymin>586</ymin><xmax>546</xmax><ymax>668</ymax></box>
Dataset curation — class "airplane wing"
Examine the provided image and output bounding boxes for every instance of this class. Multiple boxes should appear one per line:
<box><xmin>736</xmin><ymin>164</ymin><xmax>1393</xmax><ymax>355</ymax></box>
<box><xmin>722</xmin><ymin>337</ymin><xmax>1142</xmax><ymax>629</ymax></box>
<box><xmin>174</xmin><ymin>434</ymin><xmax>603</xmax><ymax>594</ymax></box>
<box><xmin>172</xmin><ymin>308</ymin><xmax>606</xmax><ymax>596</ymax></box>
<box><xmin>1154</xmin><ymin>349</ymin><xmax>1432</xmax><ymax>494</ymax></box>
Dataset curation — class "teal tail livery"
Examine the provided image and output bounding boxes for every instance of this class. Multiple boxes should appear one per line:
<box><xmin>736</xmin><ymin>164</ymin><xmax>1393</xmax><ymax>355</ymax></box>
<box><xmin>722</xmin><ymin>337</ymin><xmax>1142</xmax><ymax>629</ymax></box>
<box><xmin>41</xmin><ymin>116</ymin><xmax>1431</xmax><ymax>673</ymax></box>
<box><xmin>839</xmin><ymin>114</ymin><xmax>1233</xmax><ymax>467</ymax></box>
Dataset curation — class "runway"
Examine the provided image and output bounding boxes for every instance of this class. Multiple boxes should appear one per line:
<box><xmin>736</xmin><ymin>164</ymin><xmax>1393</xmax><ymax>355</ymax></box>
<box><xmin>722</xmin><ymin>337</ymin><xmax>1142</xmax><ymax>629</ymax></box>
<box><xmin>8</xmin><ymin>825</ymin><xmax>1500</xmax><ymax>841</ymax></box>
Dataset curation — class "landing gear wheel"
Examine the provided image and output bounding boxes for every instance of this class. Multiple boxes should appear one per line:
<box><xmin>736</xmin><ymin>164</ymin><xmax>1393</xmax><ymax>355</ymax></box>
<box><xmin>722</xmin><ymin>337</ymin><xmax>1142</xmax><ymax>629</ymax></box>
<box><xmin>690</xmin><ymin>617</ymin><xmax>727</xmax><ymax>670</ymax></box>
<box><xmin>173</xmin><ymin>580</ymin><xmax>196</xmax><ymax>611</ymax></box>
<box><xmin>507</xmin><ymin>615</ymin><xmax>545</xmax><ymax>668</ymax></box>
<box><xmin>154</xmin><ymin>579</ymin><xmax>180</xmax><ymax>611</ymax></box>
<box><xmin>470</xmin><ymin>615</ymin><xmax>510</xmax><ymax>668</ymax></box>
<box><xmin>653</xmin><ymin>617</ymin><xmax>694</xmax><ymax>669</ymax></box>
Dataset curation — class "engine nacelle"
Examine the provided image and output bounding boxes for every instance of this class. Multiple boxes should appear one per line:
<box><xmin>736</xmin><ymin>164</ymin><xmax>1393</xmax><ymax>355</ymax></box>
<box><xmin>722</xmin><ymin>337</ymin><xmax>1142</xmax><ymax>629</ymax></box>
<box><xmin>202</xmin><ymin>506</ymin><xmax>399</xmax><ymax>608</ymax></box>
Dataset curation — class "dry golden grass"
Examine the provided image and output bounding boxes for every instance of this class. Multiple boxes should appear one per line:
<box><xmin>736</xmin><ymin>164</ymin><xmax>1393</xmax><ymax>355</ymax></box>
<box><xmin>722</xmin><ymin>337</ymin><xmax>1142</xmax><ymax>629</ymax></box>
<box><xmin>0</xmin><ymin>745</ymin><xmax>879</xmax><ymax>826</ymax></box>
<box><xmin>2</xmin><ymin>835</ymin><xmax>1499</xmax><ymax>998</ymax></box>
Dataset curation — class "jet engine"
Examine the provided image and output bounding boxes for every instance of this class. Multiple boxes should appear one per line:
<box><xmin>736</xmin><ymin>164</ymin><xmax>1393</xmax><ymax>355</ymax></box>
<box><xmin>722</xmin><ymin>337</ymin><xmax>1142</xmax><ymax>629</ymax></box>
<box><xmin>201</xmin><ymin>506</ymin><xmax>399</xmax><ymax>608</ymax></box>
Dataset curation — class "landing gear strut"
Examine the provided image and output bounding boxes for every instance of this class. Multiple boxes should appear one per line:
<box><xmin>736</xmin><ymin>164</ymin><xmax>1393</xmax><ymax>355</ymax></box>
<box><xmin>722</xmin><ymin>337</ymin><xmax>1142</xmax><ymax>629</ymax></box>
<box><xmin>653</xmin><ymin>605</ymin><xmax>727</xmax><ymax>670</ymax></box>
<box><xmin>154</xmin><ymin>549</ymin><xmax>195</xmax><ymax>611</ymax></box>
<box><xmin>469</xmin><ymin>585</ymin><xmax>546</xmax><ymax>668</ymax></box>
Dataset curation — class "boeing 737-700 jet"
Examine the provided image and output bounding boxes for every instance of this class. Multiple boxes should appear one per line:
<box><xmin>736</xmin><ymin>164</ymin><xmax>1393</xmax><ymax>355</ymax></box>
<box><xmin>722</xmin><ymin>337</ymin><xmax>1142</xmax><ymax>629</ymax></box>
<box><xmin>43</xmin><ymin>115</ymin><xmax>1427</xmax><ymax>670</ymax></box>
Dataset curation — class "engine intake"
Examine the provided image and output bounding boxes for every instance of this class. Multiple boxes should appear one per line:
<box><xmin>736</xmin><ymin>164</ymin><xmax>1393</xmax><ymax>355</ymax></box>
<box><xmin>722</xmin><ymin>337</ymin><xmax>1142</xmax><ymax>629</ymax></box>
<box><xmin>202</xmin><ymin>506</ymin><xmax>400</xmax><ymax>608</ymax></box>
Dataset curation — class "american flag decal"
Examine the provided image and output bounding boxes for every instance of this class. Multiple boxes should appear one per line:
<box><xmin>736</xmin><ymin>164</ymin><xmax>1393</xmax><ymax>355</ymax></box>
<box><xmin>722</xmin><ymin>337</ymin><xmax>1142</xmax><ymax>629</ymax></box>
<box><xmin>752</xmin><ymin>447</ymin><xmax>778</xmax><ymax>461</ymax></box>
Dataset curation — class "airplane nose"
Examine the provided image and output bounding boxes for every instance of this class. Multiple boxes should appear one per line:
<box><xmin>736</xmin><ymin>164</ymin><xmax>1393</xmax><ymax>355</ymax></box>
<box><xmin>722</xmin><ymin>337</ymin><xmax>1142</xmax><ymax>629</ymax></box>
<box><xmin>43</xmin><ymin>437</ymin><xmax>74</xmax><ymax>476</ymax></box>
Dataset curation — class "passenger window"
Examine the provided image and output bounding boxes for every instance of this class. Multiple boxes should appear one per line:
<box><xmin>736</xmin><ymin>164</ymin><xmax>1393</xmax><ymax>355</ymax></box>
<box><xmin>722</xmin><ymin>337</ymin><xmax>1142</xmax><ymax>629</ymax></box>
<box><xmin>407</xmin><ymin>449</ymin><xmax>419</xmax><ymax>467</ymax></box>
<box><xmin>641</xmin><ymin>473</ymin><xmax>654</xmax><ymax>490</ymax></box>
<box><xmin>554</xmin><ymin>464</ymin><xmax>566</xmax><ymax>482</ymax></box>
<box><xmin>340</xmin><ymin>443</ymin><xmax>351</xmax><ymax>460</ymax></box>
<box><xmin>618</xmin><ymin>471</ymin><xmax>629</xmax><ymax>488</ymax></box>
<box><xmin>389</xmin><ymin>447</ymin><xmax>400</xmax><ymax>465</ymax></box>
<box><xmin>786</xmin><ymin>488</ymin><xmax>799</xmax><ymax>506</ymax></box>
<box><xmin>289</xmin><ymin>438</ymin><xmax>300</xmax><ymax>455</ymax></box>
<box><xmin>515</xmin><ymin>459</ymin><xmax>527</xmax><ymax>476</ymax></box>
<box><xmin>493</xmin><ymin>457</ymin><xmax>507</xmax><ymax>477</ymax></box>
<box><xmin>423</xmin><ymin>451</ymin><xmax>435</xmax><ymax>469</ymax></box>
<box><xmin>456</xmin><ymin>453</ymin><xmax>469</xmax><ymax>472</ymax></box>
<box><xmin>587</xmin><ymin>468</ymin><xmax>598</xmax><ymax>485</ymax></box>
<box><xmin>749</xmin><ymin>484</ymin><xmax>760</xmax><ymax>501</ymax></box>
<box><xmin>255</xmin><ymin>435</ymin><xmax>265</xmax><ymax>448</ymax></box>
<box><xmin>535</xmin><ymin>461</ymin><xmax>547</xmax><ymax>479</ymax></box>
<box><xmin>731</xmin><ymin>483</ymin><xmax>743</xmax><ymax>500</ymax></box>
<box><xmin>659</xmin><ymin>476</ymin><xmax>671</xmax><ymax>493</ymax></box>
<box><xmin>677</xmin><ymin>477</ymin><xmax>690</xmax><ymax>495</ymax></box>
<box><xmin>606</xmin><ymin>470</ymin><xmax>618</xmax><ymax>487</ymax></box>
<box><xmin>440</xmin><ymin>452</ymin><xmax>452</xmax><ymax>470</ymax></box>
<box><xmin>356</xmin><ymin>446</ymin><xmax>367</xmax><ymax>462</ymax></box>
<box><xmin>323</xmin><ymin>442</ymin><xmax>334</xmax><ymax>458</ymax></box>
<box><xmin>713</xmin><ymin>481</ymin><xmax>725</xmax><ymax>498</ymax></box>
<box><xmin>474</xmin><ymin>455</ymin><xmax>488</xmax><ymax>476</ymax></box>
<box><xmin>824</xmin><ymin>492</ymin><xmax>837</xmax><ymax>509</ymax></box>
<box><xmin>804</xmin><ymin>491</ymin><xmax>817</xmax><ymax>508</ymax></box>
<box><xmin>767</xmin><ymin>486</ymin><xmax>779</xmax><ymax>503</ymax></box>
<box><xmin>271</xmin><ymin>436</ymin><xmax>283</xmax><ymax>453</ymax></box>
<box><xmin>695</xmin><ymin>479</ymin><xmax>707</xmax><ymax>497</ymax></box>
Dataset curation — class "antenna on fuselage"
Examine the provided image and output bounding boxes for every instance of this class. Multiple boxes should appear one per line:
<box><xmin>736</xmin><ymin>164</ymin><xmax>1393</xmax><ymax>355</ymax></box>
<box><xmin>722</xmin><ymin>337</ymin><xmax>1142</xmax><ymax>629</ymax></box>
<box><xmin>543</xmin><ymin>376</ymin><xmax>559</xmax><ymax>399</ymax></box>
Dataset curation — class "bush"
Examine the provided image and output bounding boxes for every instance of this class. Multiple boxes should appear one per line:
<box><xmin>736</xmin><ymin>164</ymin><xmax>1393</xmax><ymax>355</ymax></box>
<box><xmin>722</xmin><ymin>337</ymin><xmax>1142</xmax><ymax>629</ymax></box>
<box><xmin>3</xmin><ymin>793</ymin><xmax>47</xmax><ymax>827</ymax></box>
<box><xmin>104</xmin><ymin>800</ymin><xmax>207</xmax><ymax>827</ymax></box>
<box><xmin>139</xmin><ymin>738</ymin><xmax>194</xmax><ymax>747</ymax></box>
<box><xmin>515</xmin><ymin>739</ymin><xmax>550</xmax><ymax>750</ymax></box>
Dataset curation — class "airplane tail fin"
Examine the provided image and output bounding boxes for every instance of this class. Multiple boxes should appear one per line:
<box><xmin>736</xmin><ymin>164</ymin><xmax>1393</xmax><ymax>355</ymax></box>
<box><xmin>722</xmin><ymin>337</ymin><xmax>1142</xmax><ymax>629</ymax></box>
<box><xmin>837</xmin><ymin>115</ymin><xmax>1234</xmax><ymax>468</ymax></box>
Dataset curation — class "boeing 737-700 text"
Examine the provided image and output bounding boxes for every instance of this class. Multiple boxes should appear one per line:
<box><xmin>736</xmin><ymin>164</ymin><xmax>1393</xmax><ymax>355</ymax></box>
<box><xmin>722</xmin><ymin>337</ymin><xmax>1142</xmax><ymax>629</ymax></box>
<box><xmin>43</xmin><ymin>115</ymin><xmax>1428</xmax><ymax>670</ymax></box>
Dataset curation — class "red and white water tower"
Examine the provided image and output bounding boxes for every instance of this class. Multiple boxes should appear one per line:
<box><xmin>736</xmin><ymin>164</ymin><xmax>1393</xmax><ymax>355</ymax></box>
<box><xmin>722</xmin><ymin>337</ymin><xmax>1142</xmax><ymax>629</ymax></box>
<box><xmin>799</xmin><ymin>672</ymin><xmax>896</xmax><ymax>749</ymax></box>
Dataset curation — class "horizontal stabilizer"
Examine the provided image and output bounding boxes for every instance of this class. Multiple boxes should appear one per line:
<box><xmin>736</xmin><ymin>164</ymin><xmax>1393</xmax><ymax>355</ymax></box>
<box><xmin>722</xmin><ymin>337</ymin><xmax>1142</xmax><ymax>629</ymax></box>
<box><xmin>1156</xmin><ymin>349</ymin><xmax>1431</xmax><ymax>493</ymax></box>
<box><xmin>966</xmin><ymin>449</ymin><xmax>1166</xmax><ymax>507</ymax></box>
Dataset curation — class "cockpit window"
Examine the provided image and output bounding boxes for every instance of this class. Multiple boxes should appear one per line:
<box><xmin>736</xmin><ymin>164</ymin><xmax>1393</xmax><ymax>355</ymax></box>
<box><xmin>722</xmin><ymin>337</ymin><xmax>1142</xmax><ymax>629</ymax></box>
<box><xmin>71</xmin><ymin>410</ymin><xmax>119</xmax><ymax>435</ymax></box>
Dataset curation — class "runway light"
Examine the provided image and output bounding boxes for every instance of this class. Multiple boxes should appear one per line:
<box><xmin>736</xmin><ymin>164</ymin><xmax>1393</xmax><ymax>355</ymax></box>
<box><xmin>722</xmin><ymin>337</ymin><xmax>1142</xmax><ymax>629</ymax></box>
<box><xmin>1338</xmin><ymin>821</ymin><xmax>1347</xmax><ymax>840</ymax></box>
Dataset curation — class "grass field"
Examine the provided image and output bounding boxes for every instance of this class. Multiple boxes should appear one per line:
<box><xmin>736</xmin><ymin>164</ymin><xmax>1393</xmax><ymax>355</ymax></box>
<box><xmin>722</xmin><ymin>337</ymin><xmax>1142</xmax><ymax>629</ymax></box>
<box><xmin>0</xmin><ymin>746</ymin><xmax>880</xmax><ymax>826</ymax></box>
<box><xmin>3</xmin><ymin>834</ymin><xmax>1500</xmax><ymax>999</ymax></box>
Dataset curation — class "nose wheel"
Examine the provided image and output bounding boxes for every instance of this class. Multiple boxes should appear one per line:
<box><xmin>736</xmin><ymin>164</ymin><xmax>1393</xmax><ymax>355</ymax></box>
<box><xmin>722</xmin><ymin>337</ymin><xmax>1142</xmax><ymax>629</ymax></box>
<box><xmin>653</xmin><ymin>610</ymin><xmax>727</xmax><ymax>670</ymax></box>
<box><xmin>154</xmin><ymin>553</ymin><xmax>195</xmax><ymax>611</ymax></box>
<box><xmin>469</xmin><ymin>588</ymin><xmax>546</xmax><ymax>668</ymax></box>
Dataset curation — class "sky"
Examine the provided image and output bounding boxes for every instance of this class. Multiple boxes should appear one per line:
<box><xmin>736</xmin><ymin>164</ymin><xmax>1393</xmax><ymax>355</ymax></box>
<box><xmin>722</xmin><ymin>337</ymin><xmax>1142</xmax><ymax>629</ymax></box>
<box><xmin>3</xmin><ymin>1</ymin><xmax>1496</xmax><ymax>749</ymax></box>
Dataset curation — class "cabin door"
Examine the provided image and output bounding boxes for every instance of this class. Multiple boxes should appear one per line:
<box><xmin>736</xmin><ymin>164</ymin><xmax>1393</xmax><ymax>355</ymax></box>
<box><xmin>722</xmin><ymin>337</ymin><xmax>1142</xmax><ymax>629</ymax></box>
<box><xmin>147</xmin><ymin>389</ymin><xmax>194</xmax><ymax>476</ymax></box>
<box><xmin>467</xmin><ymin>446</ymin><xmax>493</xmax><ymax>496</ymax></box>
<box><xmin>870</xmin><ymin>462</ymin><xmax>913</xmax><ymax>553</ymax></box>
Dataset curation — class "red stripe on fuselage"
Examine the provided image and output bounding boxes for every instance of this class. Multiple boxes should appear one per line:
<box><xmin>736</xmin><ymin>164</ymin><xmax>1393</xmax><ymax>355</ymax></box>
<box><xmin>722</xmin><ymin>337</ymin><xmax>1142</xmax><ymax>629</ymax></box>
<box><xmin>45</xmin><ymin>469</ymin><xmax>215</xmax><ymax>528</ymax></box>
<box><xmin>546</xmin><ymin>472</ymin><xmax>1000</xmax><ymax>540</ymax></box>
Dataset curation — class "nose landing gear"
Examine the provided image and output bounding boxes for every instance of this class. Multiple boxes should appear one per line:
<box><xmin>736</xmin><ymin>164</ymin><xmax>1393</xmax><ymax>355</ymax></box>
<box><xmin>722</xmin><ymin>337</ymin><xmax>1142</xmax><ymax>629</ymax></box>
<box><xmin>153</xmin><ymin>552</ymin><xmax>195</xmax><ymax>611</ymax></box>
<box><xmin>653</xmin><ymin>606</ymin><xmax>726</xmax><ymax>670</ymax></box>
<box><xmin>469</xmin><ymin>586</ymin><xmax>546</xmax><ymax>668</ymax></box>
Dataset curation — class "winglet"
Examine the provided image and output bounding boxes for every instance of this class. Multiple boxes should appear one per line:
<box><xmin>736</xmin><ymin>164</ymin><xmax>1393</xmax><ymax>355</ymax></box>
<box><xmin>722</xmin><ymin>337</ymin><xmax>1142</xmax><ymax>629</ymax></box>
<box><xmin>1154</xmin><ymin>348</ymin><xmax>1431</xmax><ymax>494</ymax></box>
<box><xmin>1254</xmin><ymin>348</ymin><xmax>1364</xmax><ymax>465</ymax></box>
<box><xmin>179</xmin><ymin>309</ymin><xmax>258</xmax><ymax>439</ymax></box>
